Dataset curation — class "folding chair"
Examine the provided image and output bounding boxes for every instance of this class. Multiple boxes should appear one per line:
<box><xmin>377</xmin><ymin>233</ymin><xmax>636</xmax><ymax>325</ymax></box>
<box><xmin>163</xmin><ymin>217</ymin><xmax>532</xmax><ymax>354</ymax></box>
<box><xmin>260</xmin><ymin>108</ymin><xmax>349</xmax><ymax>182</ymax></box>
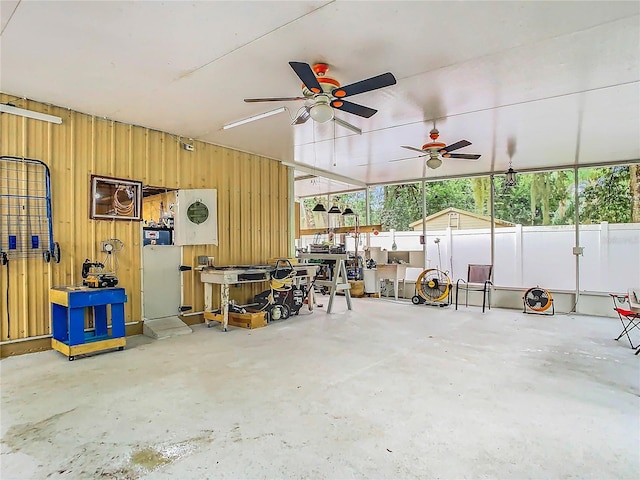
<box><xmin>455</xmin><ymin>264</ymin><xmax>493</xmax><ymax>313</ymax></box>
<box><xmin>610</xmin><ymin>293</ymin><xmax>640</xmax><ymax>349</ymax></box>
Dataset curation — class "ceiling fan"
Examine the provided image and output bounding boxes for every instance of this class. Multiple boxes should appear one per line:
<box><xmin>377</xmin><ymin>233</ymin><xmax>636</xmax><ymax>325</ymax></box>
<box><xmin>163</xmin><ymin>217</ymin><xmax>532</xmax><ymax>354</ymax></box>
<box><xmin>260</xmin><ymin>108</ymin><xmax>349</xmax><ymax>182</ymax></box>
<box><xmin>401</xmin><ymin>128</ymin><xmax>481</xmax><ymax>169</ymax></box>
<box><xmin>243</xmin><ymin>62</ymin><xmax>396</xmax><ymax>132</ymax></box>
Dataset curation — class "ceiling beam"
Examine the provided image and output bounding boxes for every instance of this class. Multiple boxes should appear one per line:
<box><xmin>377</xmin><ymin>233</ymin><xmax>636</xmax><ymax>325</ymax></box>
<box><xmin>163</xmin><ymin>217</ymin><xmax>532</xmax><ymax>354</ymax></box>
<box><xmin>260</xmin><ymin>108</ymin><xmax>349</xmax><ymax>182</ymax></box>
<box><xmin>283</xmin><ymin>161</ymin><xmax>366</xmax><ymax>187</ymax></box>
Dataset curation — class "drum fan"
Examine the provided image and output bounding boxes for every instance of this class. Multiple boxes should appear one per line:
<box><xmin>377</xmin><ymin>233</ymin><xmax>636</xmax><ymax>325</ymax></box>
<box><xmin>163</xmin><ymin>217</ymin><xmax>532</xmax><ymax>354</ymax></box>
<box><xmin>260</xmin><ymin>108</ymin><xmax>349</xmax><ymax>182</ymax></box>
<box><xmin>523</xmin><ymin>286</ymin><xmax>554</xmax><ymax>315</ymax></box>
<box><xmin>412</xmin><ymin>268</ymin><xmax>451</xmax><ymax>306</ymax></box>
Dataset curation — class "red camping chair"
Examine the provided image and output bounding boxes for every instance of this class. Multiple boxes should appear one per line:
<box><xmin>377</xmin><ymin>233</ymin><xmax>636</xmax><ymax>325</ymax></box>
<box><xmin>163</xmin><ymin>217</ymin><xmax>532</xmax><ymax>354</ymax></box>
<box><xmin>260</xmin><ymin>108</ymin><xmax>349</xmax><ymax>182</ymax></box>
<box><xmin>609</xmin><ymin>293</ymin><xmax>640</xmax><ymax>350</ymax></box>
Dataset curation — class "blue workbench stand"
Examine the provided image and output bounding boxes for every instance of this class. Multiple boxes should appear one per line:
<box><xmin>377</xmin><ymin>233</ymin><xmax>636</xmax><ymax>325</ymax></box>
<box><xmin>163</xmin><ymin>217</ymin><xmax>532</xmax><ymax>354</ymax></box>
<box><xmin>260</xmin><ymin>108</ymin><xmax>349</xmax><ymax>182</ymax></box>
<box><xmin>50</xmin><ymin>286</ymin><xmax>127</xmax><ymax>361</ymax></box>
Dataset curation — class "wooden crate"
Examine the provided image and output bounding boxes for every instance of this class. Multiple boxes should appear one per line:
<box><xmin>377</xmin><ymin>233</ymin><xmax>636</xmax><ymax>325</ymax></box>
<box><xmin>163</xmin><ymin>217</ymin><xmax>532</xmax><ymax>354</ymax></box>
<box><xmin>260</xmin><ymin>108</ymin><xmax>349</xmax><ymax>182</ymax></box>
<box><xmin>204</xmin><ymin>311</ymin><xmax>267</xmax><ymax>329</ymax></box>
<box><xmin>204</xmin><ymin>311</ymin><xmax>224</xmax><ymax>324</ymax></box>
<box><xmin>228</xmin><ymin>311</ymin><xmax>267</xmax><ymax>329</ymax></box>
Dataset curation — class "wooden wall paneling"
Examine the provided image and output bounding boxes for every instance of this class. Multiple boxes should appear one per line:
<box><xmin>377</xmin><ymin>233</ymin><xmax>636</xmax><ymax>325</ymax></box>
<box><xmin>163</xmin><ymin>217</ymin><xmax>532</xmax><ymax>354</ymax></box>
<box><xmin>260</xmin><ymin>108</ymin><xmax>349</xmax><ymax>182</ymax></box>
<box><xmin>271</xmin><ymin>161</ymin><xmax>277</xmax><ymax>255</ymax></box>
<box><xmin>130</xmin><ymin>126</ymin><xmax>147</xmax><ymax>185</ymax></box>
<box><xmin>260</xmin><ymin>160</ymin><xmax>271</xmax><ymax>262</ymax></box>
<box><xmin>250</xmin><ymin>157</ymin><xmax>261</xmax><ymax>264</ymax></box>
<box><xmin>0</xmin><ymin>96</ymin><xmax>289</xmax><ymax>343</ymax></box>
<box><xmin>218</xmin><ymin>148</ymin><xmax>230</xmax><ymax>266</ymax></box>
<box><xmin>33</xmin><ymin>111</ymin><xmax>54</xmax><ymax>336</ymax></box>
<box><xmin>49</xmin><ymin>117</ymin><xmax>65</xmax><ymax>289</ymax></box>
<box><xmin>25</xmin><ymin>114</ymin><xmax>44</xmax><ymax>338</ymax></box>
<box><xmin>239</xmin><ymin>155</ymin><xmax>250</xmax><ymax>265</ymax></box>
<box><xmin>271</xmin><ymin>161</ymin><xmax>282</xmax><ymax>256</ymax></box>
<box><xmin>230</xmin><ymin>150</ymin><xmax>241</xmax><ymax>265</ymax></box>
<box><xmin>279</xmin><ymin>164</ymin><xmax>289</xmax><ymax>255</ymax></box>
<box><xmin>146</xmin><ymin>130</ymin><xmax>163</xmax><ymax>187</ymax></box>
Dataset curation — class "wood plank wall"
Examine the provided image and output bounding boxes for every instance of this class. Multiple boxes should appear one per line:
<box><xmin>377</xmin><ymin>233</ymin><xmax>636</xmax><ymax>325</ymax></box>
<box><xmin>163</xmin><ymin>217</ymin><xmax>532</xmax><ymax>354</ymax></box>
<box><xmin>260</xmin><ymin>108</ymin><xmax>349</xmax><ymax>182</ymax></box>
<box><xmin>0</xmin><ymin>95</ymin><xmax>290</xmax><ymax>343</ymax></box>
<box><xmin>142</xmin><ymin>191</ymin><xmax>177</xmax><ymax>225</ymax></box>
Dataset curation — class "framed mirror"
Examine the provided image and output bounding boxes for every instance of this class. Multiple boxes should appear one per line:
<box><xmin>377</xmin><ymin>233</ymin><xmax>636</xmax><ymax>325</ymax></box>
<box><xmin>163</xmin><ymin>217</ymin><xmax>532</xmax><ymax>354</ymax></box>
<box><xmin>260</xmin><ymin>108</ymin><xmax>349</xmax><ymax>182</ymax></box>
<box><xmin>90</xmin><ymin>175</ymin><xmax>142</xmax><ymax>221</ymax></box>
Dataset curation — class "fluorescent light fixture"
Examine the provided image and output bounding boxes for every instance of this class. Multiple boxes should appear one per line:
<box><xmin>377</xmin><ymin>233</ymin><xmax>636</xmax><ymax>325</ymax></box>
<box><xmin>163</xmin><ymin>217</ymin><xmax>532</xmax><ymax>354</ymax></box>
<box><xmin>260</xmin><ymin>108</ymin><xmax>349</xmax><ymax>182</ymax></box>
<box><xmin>223</xmin><ymin>106</ymin><xmax>286</xmax><ymax>130</ymax></box>
<box><xmin>0</xmin><ymin>104</ymin><xmax>62</xmax><ymax>124</ymax></box>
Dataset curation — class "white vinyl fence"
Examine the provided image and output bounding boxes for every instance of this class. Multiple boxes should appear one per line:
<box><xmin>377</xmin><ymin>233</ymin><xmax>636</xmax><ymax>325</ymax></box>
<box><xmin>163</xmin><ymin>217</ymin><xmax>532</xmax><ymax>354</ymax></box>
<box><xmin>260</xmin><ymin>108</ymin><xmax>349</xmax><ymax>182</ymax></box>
<box><xmin>300</xmin><ymin>222</ymin><xmax>640</xmax><ymax>293</ymax></box>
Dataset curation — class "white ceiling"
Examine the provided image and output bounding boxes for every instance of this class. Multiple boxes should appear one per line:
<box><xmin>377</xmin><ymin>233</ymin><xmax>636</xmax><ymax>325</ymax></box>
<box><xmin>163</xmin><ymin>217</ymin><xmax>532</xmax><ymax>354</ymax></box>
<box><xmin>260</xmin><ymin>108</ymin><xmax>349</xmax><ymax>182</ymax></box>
<box><xmin>1</xmin><ymin>1</ymin><xmax>639</xmax><ymax>197</ymax></box>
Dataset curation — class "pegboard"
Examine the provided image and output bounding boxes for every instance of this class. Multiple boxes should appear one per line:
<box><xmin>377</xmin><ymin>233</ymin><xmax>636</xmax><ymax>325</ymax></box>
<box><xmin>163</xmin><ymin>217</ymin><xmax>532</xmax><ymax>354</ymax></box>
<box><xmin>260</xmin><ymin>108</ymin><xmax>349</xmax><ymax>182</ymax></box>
<box><xmin>0</xmin><ymin>156</ymin><xmax>60</xmax><ymax>263</ymax></box>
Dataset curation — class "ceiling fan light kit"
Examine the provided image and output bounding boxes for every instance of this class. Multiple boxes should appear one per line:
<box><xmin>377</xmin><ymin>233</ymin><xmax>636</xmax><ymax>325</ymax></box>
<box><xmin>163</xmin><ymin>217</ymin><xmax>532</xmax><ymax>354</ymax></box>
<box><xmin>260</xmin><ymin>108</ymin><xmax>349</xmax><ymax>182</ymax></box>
<box><xmin>243</xmin><ymin>62</ymin><xmax>396</xmax><ymax>129</ymax></box>
<box><xmin>309</xmin><ymin>100</ymin><xmax>334</xmax><ymax>123</ymax></box>
<box><xmin>426</xmin><ymin>156</ymin><xmax>443</xmax><ymax>169</ymax></box>
<box><xmin>401</xmin><ymin>128</ymin><xmax>481</xmax><ymax>170</ymax></box>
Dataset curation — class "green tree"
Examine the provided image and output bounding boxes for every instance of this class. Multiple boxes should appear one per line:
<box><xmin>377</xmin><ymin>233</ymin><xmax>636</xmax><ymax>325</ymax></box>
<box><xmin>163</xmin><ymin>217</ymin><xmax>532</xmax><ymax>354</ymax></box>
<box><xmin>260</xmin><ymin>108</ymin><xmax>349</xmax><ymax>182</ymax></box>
<box><xmin>631</xmin><ymin>164</ymin><xmax>640</xmax><ymax>222</ymax></box>
<box><xmin>494</xmin><ymin>171</ymin><xmax>574</xmax><ymax>226</ymax></box>
<box><xmin>471</xmin><ymin>178</ymin><xmax>491</xmax><ymax>215</ymax></box>
<box><xmin>378</xmin><ymin>180</ymin><xmax>477</xmax><ymax>231</ymax></box>
<box><xmin>381</xmin><ymin>184</ymin><xmax>422</xmax><ymax>231</ymax></box>
<box><xmin>424</xmin><ymin>179</ymin><xmax>476</xmax><ymax>216</ymax></box>
<box><xmin>580</xmin><ymin>166</ymin><xmax>632</xmax><ymax>223</ymax></box>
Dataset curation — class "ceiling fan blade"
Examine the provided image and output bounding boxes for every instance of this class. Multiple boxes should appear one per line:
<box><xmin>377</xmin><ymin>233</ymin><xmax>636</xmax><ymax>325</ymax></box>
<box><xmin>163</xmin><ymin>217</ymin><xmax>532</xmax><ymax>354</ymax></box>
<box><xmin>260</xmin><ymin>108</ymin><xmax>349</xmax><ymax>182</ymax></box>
<box><xmin>331</xmin><ymin>72</ymin><xmax>397</xmax><ymax>98</ymax></box>
<box><xmin>244</xmin><ymin>97</ymin><xmax>306</xmax><ymax>103</ymax></box>
<box><xmin>440</xmin><ymin>139</ymin><xmax>471</xmax><ymax>153</ymax></box>
<box><xmin>401</xmin><ymin>145</ymin><xmax>427</xmax><ymax>154</ymax></box>
<box><xmin>445</xmin><ymin>153</ymin><xmax>482</xmax><ymax>160</ymax></box>
<box><xmin>388</xmin><ymin>155</ymin><xmax>425</xmax><ymax>164</ymax></box>
<box><xmin>333</xmin><ymin>117</ymin><xmax>362</xmax><ymax>135</ymax></box>
<box><xmin>331</xmin><ymin>100</ymin><xmax>377</xmax><ymax>118</ymax></box>
<box><xmin>289</xmin><ymin>61</ymin><xmax>323</xmax><ymax>94</ymax></box>
<box><xmin>291</xmin><ymin>106</ymin><xmax>310</xmax><ymax>125</ymax></box>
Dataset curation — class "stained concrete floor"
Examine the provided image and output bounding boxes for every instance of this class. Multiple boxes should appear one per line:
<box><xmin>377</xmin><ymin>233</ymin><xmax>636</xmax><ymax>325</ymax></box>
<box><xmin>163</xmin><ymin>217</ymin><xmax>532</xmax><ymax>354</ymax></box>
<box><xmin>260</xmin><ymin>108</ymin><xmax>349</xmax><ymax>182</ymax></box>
<box><xmin>1</xmin><ymin>298</ymin><xmax>639</xmax><ymax>480</ymax></box>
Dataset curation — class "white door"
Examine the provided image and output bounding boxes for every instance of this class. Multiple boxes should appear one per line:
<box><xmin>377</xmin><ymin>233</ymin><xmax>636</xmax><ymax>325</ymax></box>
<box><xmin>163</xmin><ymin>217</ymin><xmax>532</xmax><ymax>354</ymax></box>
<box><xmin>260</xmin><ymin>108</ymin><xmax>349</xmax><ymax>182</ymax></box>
<box><xmin>174</xmin><ymin>189</ymin><xmax>218</xmax><ymax>246</ymax></box>
<box><xmin>142</xmin><ymin>245</ymin><xmax>182</xmax><ymax>320</ymax></box>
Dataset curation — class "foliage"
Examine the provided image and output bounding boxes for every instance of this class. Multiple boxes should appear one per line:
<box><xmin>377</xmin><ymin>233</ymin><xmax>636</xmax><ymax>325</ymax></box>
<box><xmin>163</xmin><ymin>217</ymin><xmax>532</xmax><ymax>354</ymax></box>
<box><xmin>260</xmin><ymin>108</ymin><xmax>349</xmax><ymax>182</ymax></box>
<box><xmin>579</xmin><ymin>166</ymin><xmax>632</xmax><ymax>224</ymax></box>
<box><xmin>299</xmin><ymin>164</ymin><xmax>639</xmax><ymax>231</ymax></box>
<box><xmin>494</xmin><ymin>171</ymin><xmax>575</xmax><ymax>225</ymax></box>
<box><xmin>471</xmin><ymin>178</ymin><xmax>491</xmax><ymax>215</ymax></box>
<box><xmin>380</xmin><ymin>184</ymin><xmax>422</xmax><ymax>231</ymax></box>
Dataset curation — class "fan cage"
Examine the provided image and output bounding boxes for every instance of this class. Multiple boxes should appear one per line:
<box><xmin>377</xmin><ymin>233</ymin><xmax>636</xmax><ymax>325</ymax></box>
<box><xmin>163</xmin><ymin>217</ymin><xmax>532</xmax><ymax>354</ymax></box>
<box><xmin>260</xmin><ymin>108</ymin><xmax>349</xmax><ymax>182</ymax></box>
<box><xmin>523</xmin><ymin>287</ymin><xmax>553</xmax><ymax>313</ymax></box>
<box><xmin>416</xmin><ymin>268</ymin><xmax>451</xmax><ymax>303</ymax></box>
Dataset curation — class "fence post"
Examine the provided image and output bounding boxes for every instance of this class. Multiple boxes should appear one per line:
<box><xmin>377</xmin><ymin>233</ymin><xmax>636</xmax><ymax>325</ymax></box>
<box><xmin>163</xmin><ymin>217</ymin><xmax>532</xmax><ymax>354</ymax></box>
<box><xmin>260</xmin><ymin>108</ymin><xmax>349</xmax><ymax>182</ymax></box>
<box><xmin>515</xmin><ymin>224</ymin><xmax>523</xmax><ymax>286</ymax></box>
<box><xmin>599</xmin><ymin>221</ymin><xmax>609</xmax><ymax>292</ymax></box>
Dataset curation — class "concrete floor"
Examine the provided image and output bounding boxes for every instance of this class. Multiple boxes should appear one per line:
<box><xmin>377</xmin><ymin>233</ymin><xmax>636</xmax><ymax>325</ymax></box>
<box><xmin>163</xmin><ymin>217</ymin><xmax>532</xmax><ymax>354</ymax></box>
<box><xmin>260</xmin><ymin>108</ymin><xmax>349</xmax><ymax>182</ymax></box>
<box><xmin>1</xmin><ymin>298</ymin><xmax>639</xmax><ymax>480</ymax></box>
